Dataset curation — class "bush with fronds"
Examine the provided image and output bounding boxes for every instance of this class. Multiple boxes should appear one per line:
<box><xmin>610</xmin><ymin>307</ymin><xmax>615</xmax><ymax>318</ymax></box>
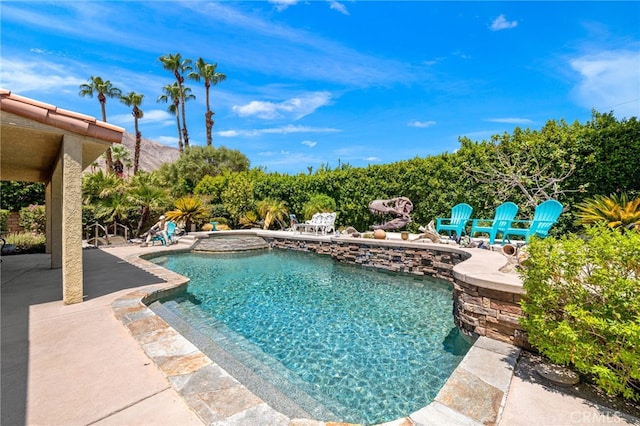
<box><xmin>520</xmin><ymin>225</ymin><xmax>640</xmax><ymax>401</ymax></box>
<box><xmin>576</xmin><ymin>193</ymin><xmax>640</xmax><ymax>232</ymax></box>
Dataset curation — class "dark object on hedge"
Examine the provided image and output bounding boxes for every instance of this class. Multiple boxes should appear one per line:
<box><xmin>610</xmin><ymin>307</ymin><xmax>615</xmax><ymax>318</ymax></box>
<box><xmin>369</xmin><ymin>197</ymin><xmax>413</xmax><ymax>230</ymax></box>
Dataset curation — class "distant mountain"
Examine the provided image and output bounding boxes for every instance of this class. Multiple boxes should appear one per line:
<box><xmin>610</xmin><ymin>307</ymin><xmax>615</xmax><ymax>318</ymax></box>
<box><xmin>88</xmin><ymin>132</ymin><xmax>180</xmax><ymax>174</ymax></box>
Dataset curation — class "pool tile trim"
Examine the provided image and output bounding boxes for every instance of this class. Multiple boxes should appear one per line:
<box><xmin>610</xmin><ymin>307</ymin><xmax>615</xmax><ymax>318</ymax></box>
<box><xmin>112</xmin><ymin>235</ymin><xmax>520</xmax><ymax>425</ymax></box>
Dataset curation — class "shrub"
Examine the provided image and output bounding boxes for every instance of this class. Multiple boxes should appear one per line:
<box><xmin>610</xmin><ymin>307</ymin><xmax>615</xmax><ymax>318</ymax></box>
<box><xmin>302</xmin><ymin>193</ymin><xmax>336</xmax><ymax>220</ymax></box>
<box><xmin>19</xmin><ymin>204</ymin><xmax>46</xmax><ymax>234</ymax></box>
<box><xmin>210</xmin><ymin>217</ymin><xmax>229</xmax><ymax>226</ymax></box>
<box><xmin>0</xmin><ymin>209</ymin><xmax>8</xmax><ymax>232</ymax></box>
<box><xmin>520</xmin><ymin>226</ymin><xmax>640</xmax><ymax>401</ymax></box>
<box><xmin>2</xmin><ymin>232</ymin><xmax>46</xmax><ymax>254</ymax></box>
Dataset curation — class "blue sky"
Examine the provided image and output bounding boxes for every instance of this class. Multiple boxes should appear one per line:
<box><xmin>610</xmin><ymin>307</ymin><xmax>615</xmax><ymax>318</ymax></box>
<box><xmin>1</xmin><ymin>1</ymin><xmax>638</xmax><ymax>174</ymax></box>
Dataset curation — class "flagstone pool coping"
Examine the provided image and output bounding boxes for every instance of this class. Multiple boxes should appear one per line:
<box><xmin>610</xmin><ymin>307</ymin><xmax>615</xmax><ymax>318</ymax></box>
<box><xmin>112</xmin><ymin>231</ymin><xmax>522</xmax><ymax>425</ymax></box>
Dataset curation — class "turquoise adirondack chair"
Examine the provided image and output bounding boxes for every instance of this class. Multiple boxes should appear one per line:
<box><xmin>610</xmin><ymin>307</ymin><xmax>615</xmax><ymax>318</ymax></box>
<box><xmin>151</xmin><ymin>221</ymin><xmax>177</xmax><ymax>246</ymax></box>
<box><xmin>470</xmin><ymin>202</ymin><xmax>519</xmax><ymax>244</ymax></box>
<box><xmin>436</xmin><ymin>203</ymin><xmax>473</xmax><ymax>238</ymax></box>
<box><xmin>502</xmin><ymin>200</ymin><xmax>563</xmax><ymax>245</ymax></box>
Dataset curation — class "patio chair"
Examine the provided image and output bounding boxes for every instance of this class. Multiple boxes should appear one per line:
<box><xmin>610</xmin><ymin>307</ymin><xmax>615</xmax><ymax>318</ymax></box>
<box><xmin>318</xmin><ymin>212</ymin><xmax>337</xmax><ymax>234</ymax></box>
<box><xmin>436</xmin><ymin>203</ymin><xmax>473</xmax><ymax>238</ymax></box>
<box><xmin>294</xmin><ymin>213</ymin><xmax>321</xmax><ymax>234</ymax></box>
<box><xmin>151</xmin><ymin>221</ymin><xmax>177</xmax><ymax>246</ymax></box>
<box><xmin>502</xmin><ymin>200</ymin><xmax>563</xmax><ymax>245</ymax></box>
<box><xmin>470</xmin><ymin>202</ymin><xmax>519</xmax><ymax>244</ymax></box>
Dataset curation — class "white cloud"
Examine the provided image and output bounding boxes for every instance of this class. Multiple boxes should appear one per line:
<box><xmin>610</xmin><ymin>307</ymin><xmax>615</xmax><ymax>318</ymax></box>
<box><xmin>333</xmin><ymin>146</ymin><xmax>381</xmax><ymax>163</ymax></box>
<box><xmin>408</xmin><ymin>120</ymin><xmax>436</xmax><ymax>128</ymax></box>
<box><xmin>490</xmin><ymin>14</ymin><xmax>518</xmax><ymax>31</ymax></box>
<box><xmin>232</xmin><ymin>91</ymin><xmax>332</xmax><ymax>120</ymax></box>
<box><xmin>570</xmin><ymin>49</ymin><xmax>640</xmax><ymax>118</ymax></box>
<box><xmin>328</xmin><ymin>0</ymin><xmax>349</xmax><ymax>15</ymax></box>
<box><xmin>256</xmin><ymin>150</ymin><xmax>324</xmax><ymax>171</ymax></box>
<box><xmin>0</xmin><ymin>58</ymin><xmax>84</xmax><ymax>93</ymax></box>
<box><xmin>486</xmin><ymin>118</ymin><xmax>533</xmax><ymax>124</ymax></box>
<box><xmin>301</xmin><ymin>140</ymin><xmax>318</xmax><ymax>147</ymax></box>
<box><xmin>268</xmin><ymin>0</ymin><xmax>348</xmax><ymax>15</ymax></box>
<box><xmin>109</xmin><ymin>109</ymin><xmax>174</xmax><ymax>127</ymax></box>
<box><xmin>269</xmin><ymin>0</ymin><xmax>298</xmax><ymax>11</ymax></box>
<box><xmin>218</xmin><ymin>130</ymin><xmax>240</xmax><ymax>137</ymax></box>
<box><xmin>109</xmin><ymin>113</ymin><xmax>133</xmax><ymax>127</ymax></box>
<box><xmin>142</xmin><ymin>109</ymin><xmax>175</xmax><ymax>123</ymax></box>
<box><xmin>217</xmin><ymin>125</ymin><xmax>340</xmax><ymax>137</ymax></box>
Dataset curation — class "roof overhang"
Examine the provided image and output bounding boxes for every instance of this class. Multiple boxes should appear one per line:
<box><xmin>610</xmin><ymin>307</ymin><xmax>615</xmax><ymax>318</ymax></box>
<box><xmin>0</xmin><ymin>89</ymin><xmax>124</xmax><ymax>183</ymax></box>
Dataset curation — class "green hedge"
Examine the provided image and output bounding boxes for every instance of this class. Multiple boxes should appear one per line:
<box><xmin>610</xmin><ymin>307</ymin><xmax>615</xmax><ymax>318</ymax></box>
<box><xmin>19</xmin><ymin>204</ymin><xmax>46</xmax><ymax>234</ymax></box>
<box><xmin>520</xmin><ymin>226</ymin><xmax>640</xmax><ymax>401</ymax></box>
<box><xmin>0</xmin><ymin>209</ymin><xmax>8</xmax><ymax>232</ymax></box>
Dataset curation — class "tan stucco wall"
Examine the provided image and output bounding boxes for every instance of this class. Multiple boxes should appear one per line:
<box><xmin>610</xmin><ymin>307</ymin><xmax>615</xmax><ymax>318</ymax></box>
<box><xmin>50</xmin><ymin>155</ymin><xmax>63</xmax><ymax>269</ymax></box>
<box><xmin>61</xmin><ymin>135</ymin><xmax>84</xmax><ymax>304</ymax></box>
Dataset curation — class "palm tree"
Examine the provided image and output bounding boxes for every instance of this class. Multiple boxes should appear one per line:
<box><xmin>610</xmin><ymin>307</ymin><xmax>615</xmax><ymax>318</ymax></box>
<box><xmin>158</xmin><ymin>83</ymin><xmax>195</xmax><ymax>153</ymax></box>
<box><xmin>110</xmin><ymin>144</ymin><xmax>132</xmax><ymax>178</ymax></box>
<box><xmin>189</xmin><ymin>58</ymin><xmax>226</xmax><ymax>146</ymax></box>
<box><xmin>164</xmin><ymin>197</ymin><xmax>209</xmax><ymax>233</ymax></box>
<box><xmin>81</xmin><ymin>169</ymin><xmax>130</xmax><ymax>229</ymax></box>
<box><xmin>119</xmin><ymin>91</ymin><xmax>144</xmax><ymax>174</ymax></box>
<box><xmin>159</xmin><ymin>53</ymin><xmax>193</xmax><ymax>148</ymax></box>
<box><xmin>128</xmin><ymin>173</ymin><xmax>169</xmax><ymax>237</ymax></box>
<box><xmin>79</xmin><ymin>76</ymin><xmax>122</xmax><ymax>172</ymax></box>
<box><xmin>158</xmin><ymin>83</ymin><xmax>183</xmax><ymax>152</ymax></box>
<box><xmin>257</xmin><ymin>198</ymin><xmax>289</xmax><ymax>230</ymax></box>
<box><xmin>239</xmin><ymin>210</ymin><xmax>261</xmax><ymax>229</ymax></box>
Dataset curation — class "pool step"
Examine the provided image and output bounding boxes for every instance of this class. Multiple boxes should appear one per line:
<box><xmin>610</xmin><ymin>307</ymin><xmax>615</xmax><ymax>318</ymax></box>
<box><xmin>150</xmin><ymin>300</ymin><xmax>355</xmax><ymax>422</ymax></box>
<box><xmin>192</xmin><ymin>236</ymin><xmax>270</xmax><ymax>253</ymax></box>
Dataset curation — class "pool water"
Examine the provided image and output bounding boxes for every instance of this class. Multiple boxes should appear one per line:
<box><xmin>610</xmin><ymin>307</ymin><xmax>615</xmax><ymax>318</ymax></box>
<box><xmin>153</xmin><ymin>249</ymin><xmax>472</xmax><ymax>424</ymax></box>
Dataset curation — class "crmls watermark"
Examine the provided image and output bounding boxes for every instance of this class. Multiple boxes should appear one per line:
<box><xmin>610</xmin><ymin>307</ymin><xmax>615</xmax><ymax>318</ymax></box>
<box><xmin>569</xmin><ymin>411</ymin><xmax>624</xmax><ymax>424</ymax></box>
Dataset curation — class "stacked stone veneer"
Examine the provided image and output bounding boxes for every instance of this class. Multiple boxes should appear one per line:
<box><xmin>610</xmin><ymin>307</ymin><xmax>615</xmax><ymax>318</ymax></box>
<box><xmin>264</xmin><ymin>235</ymin><xmax>528</xmax><ymax>347</ymax></box>
<box><xmin>453</xmin><ymin>281</ymin><xmax>528</xmax><ymax>348</ymax></box>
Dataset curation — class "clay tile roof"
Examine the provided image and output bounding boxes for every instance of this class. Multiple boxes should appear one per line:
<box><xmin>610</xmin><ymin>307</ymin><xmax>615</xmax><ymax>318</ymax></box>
<box><xmin>0</xmin><ymin>88</ymin><xmax>124</xmax><ymax>143</ymax></box>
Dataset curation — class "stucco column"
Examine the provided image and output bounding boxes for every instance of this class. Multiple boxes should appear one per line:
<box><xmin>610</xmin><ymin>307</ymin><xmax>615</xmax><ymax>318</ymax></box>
<box><xmin>45</xmin><ymin>180</ymin><xmax>52</xmax><ymax>255</ymax></box>
<box><xmin>48</xmin><ymin>159</ymin><xmax>63</xmax><ymax>267</ymax></box>
<box><xmin>61</xmin><ymin>135</ymin><xmax>83</xmax><ymax>304</ymax></box>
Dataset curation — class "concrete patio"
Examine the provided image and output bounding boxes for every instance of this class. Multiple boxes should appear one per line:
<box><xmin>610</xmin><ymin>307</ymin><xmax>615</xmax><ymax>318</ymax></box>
<box><xmin>1</xmin><ymin>236</ymin><xmax>638</xmax><ymax>425</ymax></box>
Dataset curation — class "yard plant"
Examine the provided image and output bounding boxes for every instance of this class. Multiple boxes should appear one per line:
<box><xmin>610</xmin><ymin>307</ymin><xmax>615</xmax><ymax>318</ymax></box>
<box><xmin>520</xmin><ymin>226</ymin><xmax>640</xmax><ymax>401</ymax></box>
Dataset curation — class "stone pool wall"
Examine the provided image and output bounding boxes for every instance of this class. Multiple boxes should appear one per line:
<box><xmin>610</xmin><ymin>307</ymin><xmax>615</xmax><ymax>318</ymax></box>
<box><xmin>267</xmin><ymin>237</ymin><xmax>467</xmax><ymax>281</ymax></box>
<box><xmin>263</xmin><ymin>235</ymin><xmax>528</xmax><ymax>347</ymax></box>
<box><xmin>452</xmin><ymin>281</ymin><xmax>528</xmax><ymax>348</ymax></box>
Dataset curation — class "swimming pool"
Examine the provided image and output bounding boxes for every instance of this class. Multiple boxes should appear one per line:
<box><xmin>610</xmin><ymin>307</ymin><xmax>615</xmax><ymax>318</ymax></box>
<box><xmin>151</xmin><ymin>249</ymin><xmax>473</xmax><ymax>425</ymax></box>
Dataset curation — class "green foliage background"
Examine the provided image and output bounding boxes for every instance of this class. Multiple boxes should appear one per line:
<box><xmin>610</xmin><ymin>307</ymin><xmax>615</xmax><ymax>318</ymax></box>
<box><xmin>191</xmin><ymin>112</ymin><xmax>639</xmax><ymax>232</ymax></box>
